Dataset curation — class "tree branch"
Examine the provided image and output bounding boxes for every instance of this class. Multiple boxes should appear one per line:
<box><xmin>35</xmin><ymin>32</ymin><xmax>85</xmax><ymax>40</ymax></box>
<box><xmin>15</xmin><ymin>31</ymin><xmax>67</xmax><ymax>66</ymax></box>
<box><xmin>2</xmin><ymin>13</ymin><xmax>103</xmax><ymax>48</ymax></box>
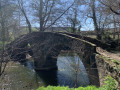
<box><xmin>110</xmin><ymin>7</ymin><xmax>120</xmax><ymax>15</ymax></box>
<box><xmin>99</xmin><ymin>0</ymin><xmax>120</xmax><ymax>15</ymax></box>
<box><xmin>44</xmin><ymin>1</ymin><xmax>75</xmax><ymax>30</ymax></box>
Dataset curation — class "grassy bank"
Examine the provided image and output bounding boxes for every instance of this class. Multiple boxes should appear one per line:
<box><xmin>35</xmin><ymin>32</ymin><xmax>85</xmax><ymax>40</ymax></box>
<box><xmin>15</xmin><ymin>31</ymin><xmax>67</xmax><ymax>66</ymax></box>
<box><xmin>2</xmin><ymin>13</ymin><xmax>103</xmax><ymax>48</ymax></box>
<box><xmin>37</xmin><ymin>86</ymin><xmax>101</xmax><ymax>90</ymax></box>
<box><xmin>37</xmin><ymin>76</ymin><xmax>116</xmax><ymax>90</ymax></box>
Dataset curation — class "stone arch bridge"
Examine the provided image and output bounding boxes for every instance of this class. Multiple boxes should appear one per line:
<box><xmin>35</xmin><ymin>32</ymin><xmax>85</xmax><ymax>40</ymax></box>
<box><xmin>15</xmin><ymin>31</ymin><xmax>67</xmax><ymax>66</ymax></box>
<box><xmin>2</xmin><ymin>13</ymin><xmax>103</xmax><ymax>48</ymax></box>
<box><xmin>7</xmin><ymin>32</ymin><xmax>101</xmax><ymax>85</ymax></box>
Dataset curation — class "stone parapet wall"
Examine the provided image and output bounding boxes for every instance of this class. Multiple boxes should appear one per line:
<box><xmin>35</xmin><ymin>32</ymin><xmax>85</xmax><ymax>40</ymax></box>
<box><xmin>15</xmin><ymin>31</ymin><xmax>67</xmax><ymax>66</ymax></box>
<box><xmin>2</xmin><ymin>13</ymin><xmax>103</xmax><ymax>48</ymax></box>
<box><xmin>96</xmin><ymin>54</ymin><xmax>120</xmax><ymax>87</ymax></box>
<box><xmin>59</xmin><ymin>32</ymin><xmax>111</xmax><ymax>50</ymax></box>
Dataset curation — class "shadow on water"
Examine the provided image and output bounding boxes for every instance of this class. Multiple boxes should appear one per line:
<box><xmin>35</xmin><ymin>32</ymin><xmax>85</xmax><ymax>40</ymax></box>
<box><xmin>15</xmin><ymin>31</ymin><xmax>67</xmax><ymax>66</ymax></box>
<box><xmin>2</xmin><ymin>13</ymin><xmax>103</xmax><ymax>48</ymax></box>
<box><xmin>19</xmin><ymin>60</ymin><xmax>58</xmax><ymax>86</ymax></box>
<box><xmin>18</xmin><ymin>52</ymin><xmax>90</xmax><ymax>88</ymax></box>
<box><xmin>36</xmin><ymin>70</ymin><xmax>58</xmax><ymax>86</ymax></box>
<box><xmin>19</xmin><ymin>51</ymin><xmax>93</xmax><ymax>87</ymax></box>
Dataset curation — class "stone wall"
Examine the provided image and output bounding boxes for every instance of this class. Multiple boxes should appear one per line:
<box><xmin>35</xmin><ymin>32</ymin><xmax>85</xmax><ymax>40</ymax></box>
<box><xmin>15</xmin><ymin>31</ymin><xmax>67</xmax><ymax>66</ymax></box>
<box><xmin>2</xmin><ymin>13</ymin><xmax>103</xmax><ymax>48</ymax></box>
<box><xmin>96</xmin><ymin>54</ymin><xmax>120</xmax><ymax>87</ymax></box>
<box><xmin>60</xmin><ymin>32</ymin><xmax>111</xmax><ymax>50</ymax></box>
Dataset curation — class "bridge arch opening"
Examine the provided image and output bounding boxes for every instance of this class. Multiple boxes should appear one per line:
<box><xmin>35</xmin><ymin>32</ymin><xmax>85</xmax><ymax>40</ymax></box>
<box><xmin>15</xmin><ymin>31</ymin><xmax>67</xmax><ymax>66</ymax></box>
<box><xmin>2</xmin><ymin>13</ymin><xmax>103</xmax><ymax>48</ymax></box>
<box><xmin>57</xmin><ymin>51</ymin><xmax>90</xmax><ymax>87</ymax></box>
<box><xmin>44</xmin><ymin>44</ymin><xmax>100</xmax><ymax>86</ymax></box>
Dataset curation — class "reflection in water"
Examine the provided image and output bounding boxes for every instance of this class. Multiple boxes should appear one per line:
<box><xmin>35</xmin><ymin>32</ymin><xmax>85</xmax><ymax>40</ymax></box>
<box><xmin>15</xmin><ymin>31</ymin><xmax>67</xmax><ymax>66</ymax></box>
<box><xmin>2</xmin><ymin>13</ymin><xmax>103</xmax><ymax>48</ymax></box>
<box><xmin>0</xmin><ymin>51</ymin><xmax>90</xmax><ymax>90</ymax></box>
<box><xmin>57</xmin><ymin>52</ymin><xmax>89</xmax><ymax>87</ymax></box>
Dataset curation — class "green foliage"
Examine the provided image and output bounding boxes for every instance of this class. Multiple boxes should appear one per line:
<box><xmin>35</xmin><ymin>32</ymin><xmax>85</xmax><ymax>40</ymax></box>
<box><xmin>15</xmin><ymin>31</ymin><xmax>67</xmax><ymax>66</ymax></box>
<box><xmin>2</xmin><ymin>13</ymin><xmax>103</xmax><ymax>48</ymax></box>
<box><xmin>21</xmin><ymin>27</ymin><xmax>38</xmax><ymax>34</ymax></box>
<box><xmin>37</xmin><ymin>76</ymin><xmax>116</xmax><ymax>90</ymax></box>
<box><xmin>32</xmin><ymin>27</ymin><xmax>38</xmax><ymax>32</ymax></box>
<box><xmin>66</xmin><ymin>28</ymin><xmax>73</xmax><ymax>33</ymax></box>
<box><xmin>112</xmin><ymin>59</ymin><xmax>120</xmax><ymax>72</ymax></box>
<box><xmin>27</xmin><ymin>43</ymin><xmax>31</xmax><ymax>48</ymax></box>
<box><xmin>102</xmin><ymin>76</ymin><xmax>116</xmax><ymax>90</ymax></box>
<box><xmin>112</xmin><ymin>60</ymin><xmax>120</xmax><ymax>65</ymax></box>
<box><xmin>37</xmin><ymin>86</ymin><xmax>70</xmax><ymax>90</ymax></box>
<box><xmin>101</xmin><ymin>32</ymin><xmax>112</xmax><ymax>42</ymax></box>
<box><xmin>114</xmin><ymin>66</ymin><xmax>120</xmax><ymax>72</ymax></box>
<box><xmin>75</xmin><ymin>86</ymin><xmax>101</xmax><ymax>90</ymax></box>
<box><xmin>37</xmin><ymin>86</ymin><xmax>102</xmax><ymax>90</ymax></box>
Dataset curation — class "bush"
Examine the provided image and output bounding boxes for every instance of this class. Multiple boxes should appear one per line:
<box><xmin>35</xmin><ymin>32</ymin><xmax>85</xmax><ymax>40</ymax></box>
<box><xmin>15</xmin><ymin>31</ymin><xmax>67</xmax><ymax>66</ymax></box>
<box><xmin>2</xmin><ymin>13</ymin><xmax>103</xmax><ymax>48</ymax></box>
<box><xmin>101</xmin><ymin>32</ymin><xmax>112</xmax><ymax>43</ymax></box>
<box><xmin>102</xmin><ymin>76</ymin><xmax>116</xmax><ymax>90</ymax></box>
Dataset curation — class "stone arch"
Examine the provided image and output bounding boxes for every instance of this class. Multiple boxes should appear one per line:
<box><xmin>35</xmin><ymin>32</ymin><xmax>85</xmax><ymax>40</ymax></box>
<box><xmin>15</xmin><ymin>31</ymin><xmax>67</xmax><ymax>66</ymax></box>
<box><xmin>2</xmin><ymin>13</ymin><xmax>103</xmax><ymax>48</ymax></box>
<box><xmin>7</xmin><ymin>32</ymin><xmax>100</xmax><ymax>86</ymax></box>
<box><xmin>44</xmin><ymin>44</ymin><xmax>99</xmax><ymax>86</ymax></box>
<box><xmin>34</xmin><ymin>44</ymin><xmax>72</xmax><ymax>70</ymax></box>
<box><xmin>9</xmin><ymin>43</ymin><xmax>33</xmax><ymax>61</ymax></box>
<box><xmin>46</xmin><ymin>44</ymin><xmax>71</xmax><ymax>59</ymax></box>
<box><xmin>45</xmin><ymin>43</ymin><xmax>91</xmax><ymax>71</ymax></box>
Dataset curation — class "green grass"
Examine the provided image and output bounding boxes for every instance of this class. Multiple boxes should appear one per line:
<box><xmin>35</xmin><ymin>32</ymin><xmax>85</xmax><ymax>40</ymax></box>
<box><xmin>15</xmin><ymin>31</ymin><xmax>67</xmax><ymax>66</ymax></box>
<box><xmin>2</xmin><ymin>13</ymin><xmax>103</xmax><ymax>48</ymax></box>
<box><xmin>109</xmin><ymin>35</ymin><xmax>120</xmax><ymax>40</ymax></box>
<box><xmin>88</xmin><ymin>34</ymin><xmax>120</xmax><ymax>40</ymax></box>
<box><xmin>37</xmin><ymin>75</ymin><xmax>117</xmax><ymax>90</ymax></box>
<box><xmin>87</xmin><ymin>35</ymin><xmax>97</xmax><ymax>39</ymax></box>
<box><xmin>37</xmin><ymin>86</ymin><xmax>102</xmax><ymax>90</ymax></box>
<box><xmin>20</xmin><ymin>27</ymin><xmax>38</xmax><ymax>35</ymax></box>
<box><xmin>112</xmin><ymin>59</ymin><xmax>120</xmax><ymax>65</ymax></box>
<box><xmin>99</xmin><ymin>55</ymin><xmax>120</xmax><ymax>73</ymax></box>
<box><xmin>0</xmin><ymin>40</ymin><xmax>12</xmax><ymax>50</ymax></box>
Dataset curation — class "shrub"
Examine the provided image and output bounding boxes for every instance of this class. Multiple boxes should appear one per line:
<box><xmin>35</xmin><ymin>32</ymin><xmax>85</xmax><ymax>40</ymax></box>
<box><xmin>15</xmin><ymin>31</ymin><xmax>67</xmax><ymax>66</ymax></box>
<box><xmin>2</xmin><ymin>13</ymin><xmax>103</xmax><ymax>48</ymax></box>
<box><xmin>101</xmin><ymin>32</ymin><xmax>112</xmax><ymax>43</ymax></box>
<box><xmin>102</xmin><ymin>76</ymin><xmax>116</xmax><ymax>90</ymax></box>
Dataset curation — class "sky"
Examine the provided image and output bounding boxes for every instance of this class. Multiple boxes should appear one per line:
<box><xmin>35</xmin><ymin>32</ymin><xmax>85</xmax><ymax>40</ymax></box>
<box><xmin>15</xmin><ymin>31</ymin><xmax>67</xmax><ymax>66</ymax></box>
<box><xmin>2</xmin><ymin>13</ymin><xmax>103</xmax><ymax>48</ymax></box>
<box><xmin>21</xmin><ymin>0</ymin><xmax>95</xmax><ymax>31</ymax></box>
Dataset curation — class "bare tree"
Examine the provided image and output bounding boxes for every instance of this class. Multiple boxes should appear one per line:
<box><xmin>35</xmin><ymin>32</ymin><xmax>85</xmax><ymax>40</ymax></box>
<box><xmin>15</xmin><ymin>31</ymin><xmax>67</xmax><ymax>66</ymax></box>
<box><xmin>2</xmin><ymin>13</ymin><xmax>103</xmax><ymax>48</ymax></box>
<box><xmin>77</xmin><ymin>0</ymin><xmax>101</xmax><ymax>39</ymax></box>
<box><xmin>31</xmin><ymin>0</ymin><xmax>56</xmax><ymax>31</ymax></box>
<box><xmin>67</xmin><ymin>6</ymin><xmax>81</xmax><ymax>33</ymax></box>
<box><xmin>0</xmin><ymin>0</ymin><xmax>16</xmax><ymax>75</ymax></box>
<box><xmin>100</xmin><ymin>0</ymin><xmax>120</xmax><ymax>15</ymax></box>
<box><xmin>99</xmin><ymin>0</ymin><xmax>120</xmax><ymax>40</ymax></box>
<box><xmin>92</xmin><ymin>0</ymin><xmax>100</xmax><ymax>38</ymax></box>
<box><xmin>31</xmin><ymin>0</ymin><xmax>75</xmax><ymax>32</ymax></box>
<box><xmin>17</xmin><ymin>0</ymin><xmax>32</xmax><ymax>33</ymax></box>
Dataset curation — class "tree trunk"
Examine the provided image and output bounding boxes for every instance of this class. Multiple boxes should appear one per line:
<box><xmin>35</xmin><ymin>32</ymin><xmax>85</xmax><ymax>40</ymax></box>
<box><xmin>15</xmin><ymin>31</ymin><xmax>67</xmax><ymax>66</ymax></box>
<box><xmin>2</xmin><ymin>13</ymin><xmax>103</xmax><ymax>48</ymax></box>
<box><xmin>22</xmin><ymin>9</ymin><xmax>32</xmax><ymax>33</ymax></box>
<box><xmin>72</xmin><ymin>25</ymin><xmax>76</xmax><ymax>33</ymax></box>
<box><xmin>0</xmin><ymin>19</ymin><xmax>5</xmax><ymax>75</ymax></box>
<box><xmin>113</xmin><ymin>16</ymin><xmax>116</xmax><ymax>39</ymax></box>
<box><xmin>92</xmin><ymin>0</ymin><xmax>100</xmax><ymax>39</ymax></box>
<box><xmin>40</xmin><ymin>0</ymin><xmax>44</xmax><ymax>31</ymax></box>
<box><xmin>118</xmin><ymin>24</ymin><xmax>120</xmax><ymax>39</ymax></box>
<box><xmin>18</xmin><ymin>0</ymin><xmax>32</xmax><ymax>33</ymax></box>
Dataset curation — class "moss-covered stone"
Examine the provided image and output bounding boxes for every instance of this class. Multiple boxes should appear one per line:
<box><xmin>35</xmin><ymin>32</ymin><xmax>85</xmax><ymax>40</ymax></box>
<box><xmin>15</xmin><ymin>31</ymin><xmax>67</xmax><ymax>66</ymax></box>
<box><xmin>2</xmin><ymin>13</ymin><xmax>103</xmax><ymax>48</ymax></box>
<box><xmin>96</xmin><ymin>54</ymin><xmax>120</xmax><ymax>87</ymax></box>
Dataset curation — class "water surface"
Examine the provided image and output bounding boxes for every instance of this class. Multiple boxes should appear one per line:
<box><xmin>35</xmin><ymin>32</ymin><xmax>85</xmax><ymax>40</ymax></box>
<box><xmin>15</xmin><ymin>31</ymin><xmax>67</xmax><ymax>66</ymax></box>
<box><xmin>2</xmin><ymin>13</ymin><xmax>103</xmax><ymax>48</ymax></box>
<box><xmin>0</xmin><ymin>51</ymin><xmax>89</xmax><ymax>90</ymax></box>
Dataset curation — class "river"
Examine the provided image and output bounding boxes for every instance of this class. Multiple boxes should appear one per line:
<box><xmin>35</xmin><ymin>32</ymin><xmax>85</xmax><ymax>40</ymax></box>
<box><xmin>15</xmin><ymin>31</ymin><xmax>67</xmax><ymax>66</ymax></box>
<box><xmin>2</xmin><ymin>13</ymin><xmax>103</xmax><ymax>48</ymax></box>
<box><xmin>0</xmin><ymin>51</ymin><xmax>90</xmax><ymax>90</ymax></box>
